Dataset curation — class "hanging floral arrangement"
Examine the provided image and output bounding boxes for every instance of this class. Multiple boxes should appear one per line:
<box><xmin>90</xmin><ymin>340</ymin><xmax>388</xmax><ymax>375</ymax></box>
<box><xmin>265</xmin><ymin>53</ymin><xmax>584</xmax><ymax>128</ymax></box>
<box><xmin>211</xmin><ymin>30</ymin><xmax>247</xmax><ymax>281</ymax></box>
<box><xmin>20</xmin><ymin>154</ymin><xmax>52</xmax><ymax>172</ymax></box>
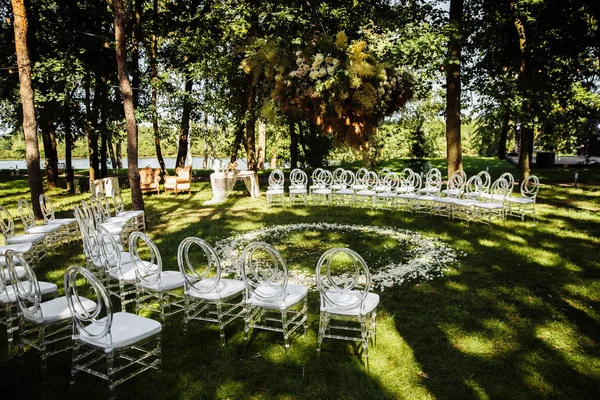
<box><xmin>272</xmin><ymin>32</ymin><xmax>413</xmax><ymax>149</ymax></box>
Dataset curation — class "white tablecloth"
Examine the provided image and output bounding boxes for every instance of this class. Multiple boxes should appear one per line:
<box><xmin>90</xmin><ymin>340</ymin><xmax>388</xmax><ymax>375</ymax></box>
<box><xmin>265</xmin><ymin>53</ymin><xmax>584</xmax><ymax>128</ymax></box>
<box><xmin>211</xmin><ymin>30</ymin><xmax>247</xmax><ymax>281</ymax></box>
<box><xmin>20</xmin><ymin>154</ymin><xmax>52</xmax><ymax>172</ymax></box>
<box><xmin>204</xmin><ymin>171</ymin><xmax>259</xmax><ymax>204</ymax></box>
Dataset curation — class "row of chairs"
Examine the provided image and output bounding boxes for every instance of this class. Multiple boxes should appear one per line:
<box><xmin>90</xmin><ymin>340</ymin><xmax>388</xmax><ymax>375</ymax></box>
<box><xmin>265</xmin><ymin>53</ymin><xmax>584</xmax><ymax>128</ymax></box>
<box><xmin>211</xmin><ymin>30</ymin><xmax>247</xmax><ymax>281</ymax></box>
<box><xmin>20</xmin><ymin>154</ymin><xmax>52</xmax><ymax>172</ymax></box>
<box><xmin>266</xmin><ymin>167</ymin><xmax>540</xmax><ymax>223</ymax></box>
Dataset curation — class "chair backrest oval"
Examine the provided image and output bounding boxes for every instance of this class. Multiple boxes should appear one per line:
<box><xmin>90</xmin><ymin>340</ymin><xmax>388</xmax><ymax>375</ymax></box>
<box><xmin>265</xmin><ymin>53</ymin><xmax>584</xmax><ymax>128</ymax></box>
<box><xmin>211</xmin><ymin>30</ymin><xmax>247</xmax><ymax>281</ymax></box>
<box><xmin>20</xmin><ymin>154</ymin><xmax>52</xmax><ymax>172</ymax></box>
<box><xmin>88</xmin><ymin>197</ymin><xmax>105</xmax><ymax>227</ymax></box>
<box><xmin>332</xmin><ymin>168</ymin><xmax>345</xmax><ymax>186</ymax></box>
<box><xmin>289</xmin><ymin>169</ymin><xmax>307</xmax><ymax>188</ymax></box>
<box><xmin>96</xmin><ymin>192</ymin><xmax>114</xmax><ymax>220</ymax></box>
<box><xmin>521</xmin><ymin>174</ymin><xmax>540</xmax><ymax>199</ymax></box>
<box><xmin>97</xmin><ymin>225</ymin><xmax>125</xmax><ymax>278</ymax></box>
<box><xmin>354</xmin><ymin>168</ymin><xmax>369</xmax><ymax>188</ymax></box>
<box><xmin>310</xmin><ymin>168</ymin><xmax>324</xmax><ymax>186</ymax></box>
<box><xmin>499</xmin><ymin>172</ymin><xmax>515</xmax><ymax>194</ymax></box>
<box><xmin>477</xmin><ymin>171</ymin><xmax>492</xmax><ymax>193</ymax></box>
<box><xmin>316</xmin><ymin>247</ymin><xmax>371</xmax><ymax>311</ymax></box>
<box><xmin>377</xmin><ymin>168</ymin><xmax>392</xmax><ymax>182</ymax></box>
<box><xmin>241</xmin><ymin>242</ymin><xmax>288</xmax><ymax>302</ymax></box>
<box><xmin>18</xmin><ymin>198</ymin><xmax>36</xmax><ymax>231</ymax></box>
<box><xmin>341</xmin><ymin>169</ymin><xmax>356</xmax><ymax>187</ymax></box>
<box><xmin>317</xmin><ymin>169</ymin><xmax>333</xmax><ymax>187</ymax></box>
<box><xmin>425</xmin><ymin>168</ymin><xmax>442</xmax><ymax>193</ymax></box>
<box><xmin>111</xmin><ymin>189</ymin><xmax>125</xmax><ymax>214</ymax></box>
<box><xmin>364</xmin><ymin>171</ymin><xmax>378</xmax><ymax>188</ymax></box>
<box><xmin>268</xmin><ymin>169</ymin><xmax>285</xmax><ymax>189</ymax></box>
<box><xmin>39</xmin><ymin>194</ymin><xmax>56</xmax><ymax>223</ymax></box>
<box><xmin>64</xmin><ymin>265</ymin><xmax>112</xmax><ymax>342</ymax></box>
<box><xmin>489</xmin><ymin>177</ymin><xmax>510</xmax><ymax>202</ymax></box>
<box><xmin>129</xmin><ymin>232</ymin><xmax>163</xmax><ymax>287</ymax></box>
<box><xmin>447</xmin><ymin>169</ymin><xmax>467</xmax><ymax>194</ymax></box>
<box><xmin>464</xmin><ymin>175</ymin><xmax>483</xmax><ymax>197</ymax></box>
<box><xmin>0</xmin><ymin>206</ymin><xmax>16</xmax><ymax>240</ymax></box>
<box><xmin>383</xmin><ymin>171</ymin><xmax>400</xmax><ymax>190</ymax></box>
<box><xmin>177</xmin><ymin>237</ymin><xmax>222</xmax><ymax>294</ymax></box>
<box><xmin>6</xmin><ymin>250</ymin><xmax>44</xmax><ymax>323</ymax></box>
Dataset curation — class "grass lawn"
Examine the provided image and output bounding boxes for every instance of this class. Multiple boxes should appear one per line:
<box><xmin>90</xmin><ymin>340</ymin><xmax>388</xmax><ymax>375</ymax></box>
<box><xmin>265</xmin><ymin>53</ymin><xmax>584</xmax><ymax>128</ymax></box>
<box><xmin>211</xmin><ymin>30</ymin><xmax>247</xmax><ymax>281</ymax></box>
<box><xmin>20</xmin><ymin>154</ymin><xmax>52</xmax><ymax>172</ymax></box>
<box><xmin>0</xmin><ymin>158</ymin><xmax>599</xmax><ymax>399</ymax></box>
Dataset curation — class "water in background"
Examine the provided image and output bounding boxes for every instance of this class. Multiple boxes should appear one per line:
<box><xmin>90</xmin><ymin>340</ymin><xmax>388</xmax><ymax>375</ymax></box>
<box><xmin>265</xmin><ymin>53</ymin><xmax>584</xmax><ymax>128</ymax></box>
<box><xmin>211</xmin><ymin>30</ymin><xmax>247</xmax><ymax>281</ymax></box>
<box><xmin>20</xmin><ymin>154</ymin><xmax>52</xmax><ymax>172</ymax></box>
<box><xmin>0</xmin><ymin>157</ymin><xmax>254</xmax><ymax>171</ymax></box>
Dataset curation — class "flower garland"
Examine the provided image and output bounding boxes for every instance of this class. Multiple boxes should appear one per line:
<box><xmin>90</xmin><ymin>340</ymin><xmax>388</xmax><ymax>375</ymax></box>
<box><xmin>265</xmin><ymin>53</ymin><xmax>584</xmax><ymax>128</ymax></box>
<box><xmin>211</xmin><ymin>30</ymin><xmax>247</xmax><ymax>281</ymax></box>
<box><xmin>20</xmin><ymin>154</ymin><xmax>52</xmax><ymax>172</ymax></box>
<box><xmin>213</xmin><ymin>223</ymin><xmax>460</xmax><ymax>291</ymax></box>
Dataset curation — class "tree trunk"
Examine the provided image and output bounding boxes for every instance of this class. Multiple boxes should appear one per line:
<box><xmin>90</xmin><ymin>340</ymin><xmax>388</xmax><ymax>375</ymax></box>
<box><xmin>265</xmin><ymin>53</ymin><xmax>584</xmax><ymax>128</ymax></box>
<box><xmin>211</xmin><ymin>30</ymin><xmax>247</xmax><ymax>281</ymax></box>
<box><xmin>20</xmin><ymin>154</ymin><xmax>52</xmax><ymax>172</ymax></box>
<box><xmin>289</xmin><ymin>119</ymin><xmax>298</xmax><ymax>169</ymax></box>
<box><xmin>116</xmin><ymin>140</ymin><xmax>123</xmax><ymax>168</ymax></box>
<box><xmin>131</xmin><ymin>0</ymin><xmax>142</xmax><ymax>108</ymax></box>
<box><xmin>85</xmin><ymin>74</ymin><xmax>99</xmax><ymax>181</ymax></box>
<box><xmin>151</xmin><ymin>0</ymin><xmax>166</xmax><ymax>173</ymax></box>
<box><xmin>113</xmin><ymin>0</ymin><xmax>144</xmax><ymax>211</ymax></box>
<box><xmin>12</xmin><ymin>0</ymin><xmax>43</xmax><ymax>219</ymax></box>
<box><xmin>99</xmin><ymin>79</ymin><xmax>109</xmax><ymax>178</ymax></box>
<box><xmin>445</xmin><ymin>0</ymin><xmax>463</xmax><ymax>177</ymax></box>
<box><xmin>513</xmin><ymin>6</ymin><xmax>531</xmax><ymax>181</ymax></box>
<box><xmin>257</xmin><ymin>119</ymin><xmax>266</xmax><ymax>170</ymax></box>
<box><xmin>230</xmin><ymin>125</ymin><xmax>245</xmax><ymax>163</ymax></box>
<box><xmin>176</xmin><ymin>78</ymin><xmax>193</xmax><ymax>168</ymax></box>
<box><xmin>245</xmin><ymin>76</ymin><xmax>257</xmax><ymax>171</ymax></box>
<box><xmin>39</xmin><ymin>108</ymin><xmax>59</xmax><ymax>188</ymax></box>
<box><xmin>108</xmin><ymin>131</ymin><xmax>117</xmax><ymax>169</ymax></box>
<box><xmin>64</xmin><ymin>90</ymin><xmax>74</xmax><ymax>192</ymax></box>
<box><xmin>498</xmin><ymin>110</ymin><xmax>509</xmax><ymax>160</ymax></box>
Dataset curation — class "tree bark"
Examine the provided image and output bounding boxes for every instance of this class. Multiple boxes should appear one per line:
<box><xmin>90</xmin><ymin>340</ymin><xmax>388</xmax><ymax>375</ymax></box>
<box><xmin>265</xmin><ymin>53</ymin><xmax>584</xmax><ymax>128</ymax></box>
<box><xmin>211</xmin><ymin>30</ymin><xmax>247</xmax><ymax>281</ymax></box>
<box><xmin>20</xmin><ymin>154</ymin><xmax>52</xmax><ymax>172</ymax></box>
<box><xmin>39</xmin><ymin>107</ymin><xmax>59</xmax><ymax>188</ymax></box>
<box><xmin>176</xmin><ymin>78</ymin><xmax>193</xmax><ymax>168</ymax></box>
<box><xmin>64</xmin><ymin>89</ymin><xmax>74</xmax><ymax>192</ymax></box>
<box><xmin>151</xmin><ymin>0</ymin><xmax>166</xmax><ymax>173</ymax></box>
<box><xmin>113</xmin><ymin>0</ymin><xmax>144</xmax><ymax>211</ymax></box>
<box><xmin>245</xmin><ymin>76</ymin><xmax>257</xmax><ymax>171</ymax></box>
<box><xmin>12</xmin><ymin>0</ymin><xmax>44</xmax><ymax>218</ymax></box>
<box><xmin>445</xmin><ymin>0</ymin><xmax>463</xmax><ymax>177</ymax></box>
<box><xmin>131</xmin><ymin>0</ymin><xmax>142</xmax><ymax>108</ymax></box>
<box><xmin>513</xmin><ymin>7</ymin><xmax>531</xmax><ymax>181</ymax></box>
<box><xmin>85</xmin><ymin>74</ymin><xmax>99</xmax><ymax>181</ymax></box>
<box><xmin>289</xmin><ymin>119</ymin><xmax>298</xmax><ymax>169</ymax></box>
<box><xmin>230</xmin><ymin>125</ymin><xmax>245</xmax><ymax>163</ymax></box>
<box><xmin>498</xmin><ymin>110</ymin><xmax>509</xmax><ymax>160</ymax></box>
<box><xmin>257</xmin><ymin>119</ymin><xmax>266</xmax><ymax>170</ymax></box>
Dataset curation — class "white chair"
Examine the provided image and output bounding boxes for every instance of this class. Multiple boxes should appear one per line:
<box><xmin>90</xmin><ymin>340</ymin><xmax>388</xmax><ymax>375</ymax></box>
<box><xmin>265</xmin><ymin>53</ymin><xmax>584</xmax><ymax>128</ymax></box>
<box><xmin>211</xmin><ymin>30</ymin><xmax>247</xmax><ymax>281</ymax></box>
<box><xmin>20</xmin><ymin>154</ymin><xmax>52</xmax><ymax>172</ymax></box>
<box><xmin>308</xmin><ymin>168</ymin><xmax>324</xmax><ymax>196</ymax></box>
<box><xmin>414</xmin><ymin>168</ymin><xmax>442</xmax><ymax>214</ymax></box>
<box><xmin>465</xmin><ymin>170</ymin><xmax>491</xmax><ymax>200</ymax></box>
<box><xmin>310</xmin><ymin>169</ymin><xmax>333</xmax><ymax>206</ymax></box>
<box><xmin>86</xmin><ymin>198</ymin><xmax>127</xmax><ymax>246</ymax></box>
<box><xmin>0</xmin><ymin>206</ymin><xmax>46</xmax><ymax>263</ymax></box>
<box><xmin>330</xmin><ymin>168</ymin><xmax>346</xmax><ymax>192</ymax></box>
<box><xmin>177</xmin><ymin>237</ymin><xmax>245</xmax><ymax>345</ymax></box>
<box><xmin>18</xmin><ymin>198</ymin><xmax>63</xmax><ymax>248</ymax></box>
<box><xmin>473</xmin><ymin>177</ymin><xmax>511</xmax><ymax>224</ymax></box>
<box><xmin>39</xmin><ymin>194</ymin><xmax>79</xmax><ymax>244</ymax></box>
<box><xmin>434</xmin><ymin>169</ymin><xmax>467</xmax><ymax>218</ymax></box>
<box><xmin>453</xmin><ymin>175</ymin><xmax>483</xmax><ymax>222</ymax></box>
<box><xmin>241</xmin><ymin>242</ymin><xmax>308</xmax><ymax>353</ymax></box>
<box><xmin>1</xmin><ymin>251</ymin><xmax>58</xmax><ymax>357</ymax></box>
<box><xmin>266</xmin><ymin>169</ymin><xmax>285</xmax><ymax>208</ymax></box>
<box><xmin>353</xmin><ymin>171</ymin><xmax>378</xmax><ymax>208</ymax></box>
<box><xmin>333</xmin><ymin>170</ymin><xmax>356</xmax><ymax>207</ymax></box>
<box><xmin>288</xmin><ymin>169</ymin><xmax>308</xmax><ymax>207</ymax></box>
<box><xmin>65</xmin><ymin>265</ymin><xmax>162</xmax><ymax>397</ymax></box>
<box><xmin>316</xmin><ymin>248</ymin><xmax>379</xmax><ymax>369</ymax></box>
<box><xmin>352</xmin><ymin>168</ymin><xmax>369</xmax><ymax>191</ymax></box>
<box><xmin>507</xmin><ymin>174</ymin><xmax>540</xmax><ymax>222</ymax></box>
<box><xmin>374</xmin><ymin>168</ymin><xmax>392</xmax><ymax>193</ymax></box>
<box><xmin>375</xmin><ymin>171</ymin><xmax>399</xmax><ymax>209</ymax></box>
<box><xmin>6</xmin><ymin>250</ymin><xmax>95</xmax><ymax>376</ymax></box>
<box><xmin>128</xmin><ymin>232</ymin><xmax>185</xmax><ymax>322</ymax></box>
<box><xmin>112</xmin><ymin>189</ymin><xmax>146</xmax><ymax>232</ymax></box>
<box><xmin>396</xmin><ymin>171</ymin><xmax>421</xmax><ymax>212</ymax></box>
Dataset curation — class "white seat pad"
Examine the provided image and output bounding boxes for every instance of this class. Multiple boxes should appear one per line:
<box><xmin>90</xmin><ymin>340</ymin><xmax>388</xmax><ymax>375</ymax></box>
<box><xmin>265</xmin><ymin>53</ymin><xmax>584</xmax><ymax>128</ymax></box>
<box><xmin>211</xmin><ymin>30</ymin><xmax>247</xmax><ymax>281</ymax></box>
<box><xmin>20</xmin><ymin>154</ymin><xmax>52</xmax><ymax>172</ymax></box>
<box><xmin>47</xmin><ymin>218</ymin><xmax>77</xmax><ymax>226</ymax></box>
<box><xmin>139</xmin><ymin>270</ymin><xmax>185</xmax><ymax>291</ymax></box>
<box><xmin>1</xmin><ymin>281</ymin><xmax>57</xmax><ymax>303</ymax></box>
<box><xmin>250</xmin><ymin>283</ymin><xmax>308</xmax><ymax>309</ymax></box>
<box><xmin>0</xmin><ymin>242</ymin><xmax>34</xmax><ymax>254</ymax></box>
<box><xmin>79</xmin><ymin>312</ymin><xmax>162</xmax><ymax>351</ymax></box>
<box><xmin>321</xmin><ymin>291</ymin><xmax>379</xmax><ymax>316</ymax></box>
<box><xmin>26</xmin><ymin>296</ymin><xmax>96</xmax><ymax>324</ymax></box>
<box><xmin>8</xmin><ymin>233</ymin><xmax>46</xmax><ymax>244</ymax></box>
<box><xmin>187</xmin><ymin>278</ymin><xmax>245</xmax><ymax>300</ymax></box>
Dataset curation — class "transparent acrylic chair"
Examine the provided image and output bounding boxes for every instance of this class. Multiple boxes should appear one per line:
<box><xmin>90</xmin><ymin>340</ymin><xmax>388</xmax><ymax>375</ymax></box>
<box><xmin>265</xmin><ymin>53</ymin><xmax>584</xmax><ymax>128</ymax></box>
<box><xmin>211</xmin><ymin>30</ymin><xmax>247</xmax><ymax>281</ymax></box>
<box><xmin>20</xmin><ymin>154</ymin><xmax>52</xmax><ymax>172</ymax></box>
<box><xmin>0</xmin><ymin>206</ymin><xmax>47</xmax><ymax>263</ymax></box>
<box><xmin>128</xmin><ymin>232</ymin><xmax>185</xmax><ymax>322</ymax></box>
<box><xmin>506</xmin><ymin>174</ymin><xmax>540</xmax><ymax>222</ymax></box>
<box><xmin>288</xmin><ymin>168</ymin><xmax>308</xmax><ymax>207</ymax></box>
<box><xmin>266</xmin><ymin>169</ymin><xmax>285</xmax><ymax>208</ymax></box>
<box><xmin>177</xmin><ymin>237</ymin><xmax>245</xmax><ymax>345</ymax></box>
<box><xmin>65</xmin><ymin>265</ymin><xmax>162</xmax><ymax>398</ymax></box>
<box><xmin>1</xmin><ymin>252</ymin><xmax>58</xmax><ymax>357</ymax></box>
<box><xmin>18</xmin><ymin>198</ymin><xmax>63</xmax><ymax>249</ymax></box>
<box><xmin>112</xmin><ymin>189</ymin><xmax>146</xmax><ymax>232</ymax></box>
<box><xmin>39</xmin><ymin>193</ymin><xmax>79</xmax><ymax>244</ymax></box>
<box><xmin>241</xmin><ymin>242</ymin><xmax>308</xmax><ymax>353</ymax></box>
<box><xmin>316</xmin><ymin>248</ymin><xmax>379</xmax><ymax>369</ymax></box>
<box><xmin>6</xmin><ymin>250</ymin><xmax>95</xmax><ymax>376</ymax></box>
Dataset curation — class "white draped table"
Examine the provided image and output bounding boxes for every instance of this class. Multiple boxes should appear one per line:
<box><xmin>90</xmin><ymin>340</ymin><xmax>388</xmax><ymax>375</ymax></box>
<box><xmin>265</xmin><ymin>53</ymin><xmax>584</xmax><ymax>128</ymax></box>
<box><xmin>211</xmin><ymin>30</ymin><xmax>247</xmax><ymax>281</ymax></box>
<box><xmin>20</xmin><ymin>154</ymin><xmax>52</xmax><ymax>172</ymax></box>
<box><xmin>204</xmin><ymin>170</ymin><xmax>259</xmax><ymax>204</ymax></box>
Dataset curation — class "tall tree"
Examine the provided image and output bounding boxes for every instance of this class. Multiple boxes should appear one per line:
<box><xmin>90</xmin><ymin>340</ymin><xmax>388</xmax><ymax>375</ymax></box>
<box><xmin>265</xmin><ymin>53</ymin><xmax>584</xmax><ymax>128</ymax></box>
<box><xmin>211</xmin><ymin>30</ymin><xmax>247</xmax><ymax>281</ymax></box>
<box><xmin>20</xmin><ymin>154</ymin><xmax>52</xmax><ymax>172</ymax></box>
<box><xmin>445</xmin><ymin>0</ymin><xmax>464</xmax><ymax>176</ymax></box>
<box><xmin>150</xmin><ymin>0</ymin><xmax>166</xmax><ymax>173</ymax></box>
<box><xmin>12</xmin><ymin>0</ymin><xmax>43</xmax><ymax>218</ymax></box>
<box><xmin>112</xmin><ymin>0</ymin><xmax>144</xmax><ymax>211</ymax></box>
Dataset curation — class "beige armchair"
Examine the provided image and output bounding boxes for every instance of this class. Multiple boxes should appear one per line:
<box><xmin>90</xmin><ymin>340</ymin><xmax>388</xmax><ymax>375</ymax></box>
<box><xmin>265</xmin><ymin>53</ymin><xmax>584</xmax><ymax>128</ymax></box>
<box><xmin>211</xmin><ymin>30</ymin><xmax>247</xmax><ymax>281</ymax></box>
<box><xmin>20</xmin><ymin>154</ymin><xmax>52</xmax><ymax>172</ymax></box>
<box><xmin>139</xmin><ymin>166</ymin><xmax>161</xmax><ymax>194</ymax></box>
<box><xmin>164</xmin><ymin>166</ymin><xmax>191</xmax><ymax>196</ymax></box>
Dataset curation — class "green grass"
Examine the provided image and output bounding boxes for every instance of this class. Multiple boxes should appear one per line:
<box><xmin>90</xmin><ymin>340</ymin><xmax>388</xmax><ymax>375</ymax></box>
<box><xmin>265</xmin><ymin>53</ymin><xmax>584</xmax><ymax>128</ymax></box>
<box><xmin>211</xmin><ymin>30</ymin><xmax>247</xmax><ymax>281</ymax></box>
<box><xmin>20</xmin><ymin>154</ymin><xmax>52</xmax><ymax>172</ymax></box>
<box><xmin>0</xmin><ymin>158</ymin><xmax>599</xmax><ymax>399</ymax></box>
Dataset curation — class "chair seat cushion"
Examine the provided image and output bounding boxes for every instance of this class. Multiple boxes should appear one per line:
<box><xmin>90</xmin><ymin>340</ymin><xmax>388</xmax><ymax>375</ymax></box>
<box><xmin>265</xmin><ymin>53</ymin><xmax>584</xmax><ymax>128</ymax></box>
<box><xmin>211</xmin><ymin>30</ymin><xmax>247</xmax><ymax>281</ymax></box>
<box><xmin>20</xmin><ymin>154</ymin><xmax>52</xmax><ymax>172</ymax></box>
<box><xmin>453</xmin><ymin>199</ymin><xmax>477</xmax><ymax>207</ymax></box>
<box><xmin>474</xmin><ymin>202</ymin><xmax>503</xmax><ymax>210</ymax></box>
<box><xmin>313</xmin><ymin>189</ymin><xmax>332</xmax><ymax>195</ymax></box>
<box><xmin>187</xmin><ymin>278</ymin><xmax>245</xmax><ymax>300</ymax></box>
<box><xmin>139</xmin><ymin>270</ymin><xmax>185</xmax><ymax>291</ymax></box>
<box><xmin>79</xmin><ymin>312</ymin><xmax>162</xmax><ymax>351</ymax></box>
<box><xmin>8</xmin><ymin>233</ymin><xmax>46</xmax><ymax>244</ymax></box>
<box><xmin>266</xmin><ymin>189</ymin><xmax>284</xmax><ymax>195</ymax></box>
<box><xmin>507</xmin><ymin>197</ymin><xmax>534</xmax><ymax>205</ymax></box>
<box><xmin>27</xmin><ymin>224</ymin><xmax>62</xmax><ymax>234</ymax></box>
<box><xmin>47</xmin><ymin>218</ymin><xmax>77</xmax><ymax>226</ymax></box>
<box><xmin>289</xmin><ymin>188</ymin><xmax>307</xmax><ymax>195</ymax></box>
<box><xmin>27</xmin><ymin>296</ymin><xmax>96</xmax><ymax>324</ymax></box>
<box><xmin>321</xmin><ymin>291</ymin><xmax>379</xmax><ymax>316</ymax></box>
<box><xmin>107</xmin><ymin>262</ymin><xmax>136</xmax><ymax>281</ymax></box>
<box><xmin>335</xmin><ymin>189</ymin><xmax>354</xmax><ymax>195</ymax></box>
<box><xmin>0</xmin><ymin>265</ymin><xmax>25</xmax><ymax>281</ymax></box>
<box><xmin>434</xmin><ymin>197</ymin><xmax>457</xmax><ymax>204</ymax></box>
<box><xmin>118</xmin><ymin>210</ymin><xmax>144</xmax><ymax>218</ymax></box>
<box><xmin>250</xmin><ymin>283</ymin><xmax>308</xmax><ymax>309</ymax></box>
<box><xmin>355</xmin><ymin>190</ymin><xmax>376</xmax><ymax>196</ymax></box>
<box><xmin>397</xmin><ymin>193</ymin><xmax>418</xmax><ymax>199</ymax></box>
<box><xmin>0</xmin><ymin>242</ymin><xmax>34</xmax><ymax>254</ymax></box>
<box><xmin>416</xmin><ymin>195</ymin><xmax>437</xmax><ymax>201</ymax></box>
<box><xmin>376</xmin><ymin>192</ymin><xmax>396</xmax><ymax>198</ymax></box>
<box><xmin>1</xmin><ymin>281</ymin><xmax>57</xmax><ymax>303</ymax></box>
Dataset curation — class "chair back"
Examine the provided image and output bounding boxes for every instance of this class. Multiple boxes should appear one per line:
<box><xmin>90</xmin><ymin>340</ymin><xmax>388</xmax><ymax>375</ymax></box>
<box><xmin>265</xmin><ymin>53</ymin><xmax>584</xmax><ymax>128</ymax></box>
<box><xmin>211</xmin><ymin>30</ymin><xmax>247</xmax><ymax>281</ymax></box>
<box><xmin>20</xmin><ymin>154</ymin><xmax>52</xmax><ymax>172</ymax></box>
<box><xmin>289</xmin><ymin>169</ymin><xmax>307</xmax><ymax>189</ymax></box>
<box><xmin>340</xmin><ymin>170</ymin><xmax>356</xmax><ymax>188</ymax></box>
<box><xmin>332</xmin><ymin>168</ymin><xmax>345</xmax><ymax>188</ymax></box>
<box><xmin>477</xmin><ymin>171</ymin><xmax>492</xmax><ymax>193</ymax></box>
<box><xmin>520</xmin><ymin>175</ymin><xmax>540</xmax><ymax>199</ymax></box>
<box><xmin>310</xmin><ymin>168</ymin><xmax>324</xmax><ymax>186</ymax></box>
<box><xmin>176</xmin><ymin>166</ymin><xmax>192</xmax><ymax>181</ymax></box>
<box><xmin>489</xmin><ymin>177</ymin><xmax>511</xmax><ymax>203</ymax></box>
<box><xmin>88</xmin><ymin>197</ymin><xmax>105</xmax><ymax>227</ymax></box>
<box><xmin>96</xmin><ymin>192</ymin><xmax>114</xmax><ymax>219</ymax></box>
<box><xmin>354</xmin><ymin>168</ymin><xmax>369</xmax><ymax>190</ymax></box>
<box><xmin>18</xmin><ymin>198</ymin><xmax>36</xmax><ymax>232</ymax></box>
<box><xmin>424</xmin><ymin>168</ymin><xmax>442</xmax><ymax>194</ymax></box>
<box><xmin>177</xmin><ymin>237</ymin><xmax>222</xmax><ymax>294</ymax></box>
<box><xmin>499</xmin><ymin>172</ymin><xmax>515</xmax><ymax>194</ymax></box>
<box><xmin>112</xmin><ymin>189</ymin><xmax>126</xmax><ymax>215</ymax></box>
<box><xmin>377</xmin><ymin>168</ymin><xmax>391</xmax><ymax>182</ymax></box>
<box><xmin>446</xmin><ymin>169</ymin><xmax>467</xmax><ymax>197</ymax></box>
<box><xmin>382</xmin><ymin>171</ymin><xmax>400</xmax><ymax>192</ymax></box>
<box><xmin>315</xmin><ymin>169</ymin><xmax>333</xmax><ymax>188</ymax></box>
<box><xmin>463</xmin><ymin>175</ymin><xmax>483</xmax><ymax>198</ymax></box>
<box><xmin>39</xmin><ymin>194</ymin><xmax>56</xmax><ymax>223</ymax></box>
<box><xmin>6</xmin><ymin>250</ymin><xmax>44</xmax><ymax>324</ymax></box>
<box><xmin>64</xmin><ymin>266</ymin><xmax>114</xmax><ymax>348</ymax></box>
<box><xmin>268</xmin><ymin>169</ymin><xmax>285</xmax><ymax>190</ymax></box>
<box><xmin>316</xmin><ymin>248</ymin><xmax>371</xmax><ymax>312</ymax></box>
<box><xmin>97</xmin><ymin>225</ymin><xmax>125</xmax><ymax>278</ymax></box>
<box><xmin>364</xmin><ymin>171</ymin><xmax>378</xmax><ymax>189</ymax></box>
<box><xmin>0</xmin><ymin>206</ymin><xmax>16</xmax><ymax>241</ymax></box>
<box><xmin>241</xmin><ymin>242</ymin><xmax>288</xmax><ymax>303</ymax></box>
<box><xmin>129</xmin><ymin>232</ymin><xmax>163</xmax><ymax>287</ymax></box>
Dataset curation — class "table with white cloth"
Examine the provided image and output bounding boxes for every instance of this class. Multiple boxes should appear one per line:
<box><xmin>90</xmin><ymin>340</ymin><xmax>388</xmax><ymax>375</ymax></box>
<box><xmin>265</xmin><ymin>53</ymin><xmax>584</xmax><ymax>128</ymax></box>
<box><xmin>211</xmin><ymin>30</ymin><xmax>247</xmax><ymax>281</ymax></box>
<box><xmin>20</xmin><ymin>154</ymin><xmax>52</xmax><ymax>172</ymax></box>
<box><xmin>204</xmin><ymin>170</ymin><xmax>259</xmax><ymax>204</ymax></box>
